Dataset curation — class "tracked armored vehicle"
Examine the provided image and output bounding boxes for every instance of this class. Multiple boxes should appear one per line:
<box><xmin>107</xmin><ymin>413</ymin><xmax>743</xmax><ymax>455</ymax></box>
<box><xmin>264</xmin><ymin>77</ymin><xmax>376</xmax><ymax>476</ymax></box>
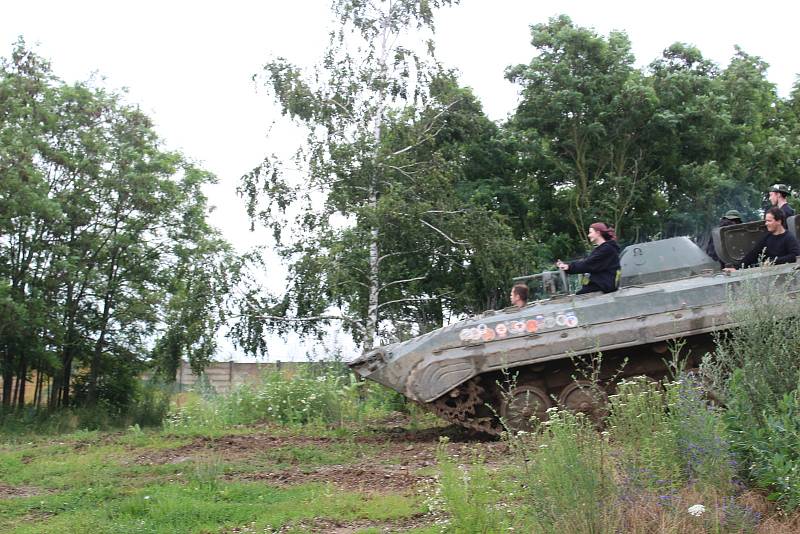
<box><xmin>349</xmin><ymin>217</ymin><xmax>800</xmax><ymax>434</ymax></box>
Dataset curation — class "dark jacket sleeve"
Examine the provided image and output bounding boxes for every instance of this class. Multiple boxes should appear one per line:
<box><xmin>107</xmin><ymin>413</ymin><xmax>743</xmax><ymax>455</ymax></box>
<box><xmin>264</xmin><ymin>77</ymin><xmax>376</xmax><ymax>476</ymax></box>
<box><xmin>741</xmin><ymin>235</ymin><xmax>768</xmax><ymax>267</ymax></box>
<box><xmin>567</xmin><ymin>242</ymin><xmax>614</xmax><ymax>274</ymax></box>
<box><xmin>774</xmin><ymin>234</ymin><xmax>800</xmax><ymax>264</ymax></box>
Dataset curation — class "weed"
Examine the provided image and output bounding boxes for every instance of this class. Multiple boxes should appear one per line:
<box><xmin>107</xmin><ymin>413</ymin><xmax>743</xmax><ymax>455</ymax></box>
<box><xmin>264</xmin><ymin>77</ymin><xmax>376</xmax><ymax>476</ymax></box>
<box><xmin>434</xmin><ymin>437</ymin><xmax>511</xmax><ymax>533</ymax></box>
<box><xmin>519</xmin><ymin>409</ymin><xmax>619</xmax><ymax>533</ymax></box>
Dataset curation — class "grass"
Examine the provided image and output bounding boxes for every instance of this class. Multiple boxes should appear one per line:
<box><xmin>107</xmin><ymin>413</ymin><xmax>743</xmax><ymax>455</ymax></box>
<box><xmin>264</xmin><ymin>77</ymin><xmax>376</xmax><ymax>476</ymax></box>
<box><xmin>0</xmin><ymin>423</ymin><xmax>428</xmax><ymax>534</ymax></box>
<box><xmin>0</xmin><ymin>366</ymin><xmax>434</xmax><ymax>532</ymax></box>
<box><xmin>2</xmin><ymin>480</ymin><xmax>421</xmax><ymax>533</ymax></box>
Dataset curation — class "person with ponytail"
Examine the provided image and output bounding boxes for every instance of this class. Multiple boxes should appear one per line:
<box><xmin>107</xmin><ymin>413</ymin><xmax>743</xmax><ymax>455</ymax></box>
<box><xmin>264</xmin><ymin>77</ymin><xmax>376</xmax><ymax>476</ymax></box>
<box><xmin>556</xmin><ymin>222</ymin><xmax>621</xmax><ymax>295</ymax></box>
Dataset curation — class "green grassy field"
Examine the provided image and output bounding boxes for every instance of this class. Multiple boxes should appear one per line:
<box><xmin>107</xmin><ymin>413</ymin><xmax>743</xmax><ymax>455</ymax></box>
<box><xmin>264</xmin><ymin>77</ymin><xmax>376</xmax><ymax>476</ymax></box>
<box><xmin>2</xmin><ymin>409</ymin><xmax>800</xmax><ymax>533</ymax></box>
<box><xmin>0</xmin><ymin>412</ymin><xmax>483</xmax><ymax>533</ymax></box>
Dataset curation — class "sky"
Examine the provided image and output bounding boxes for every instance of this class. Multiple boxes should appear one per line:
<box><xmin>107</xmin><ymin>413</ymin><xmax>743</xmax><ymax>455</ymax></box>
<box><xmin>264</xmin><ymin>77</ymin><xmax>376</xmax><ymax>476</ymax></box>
<box><xmin>4</xmin><ymin>0</ymin><xmax>800</xmax><ymax>360</ymax></box>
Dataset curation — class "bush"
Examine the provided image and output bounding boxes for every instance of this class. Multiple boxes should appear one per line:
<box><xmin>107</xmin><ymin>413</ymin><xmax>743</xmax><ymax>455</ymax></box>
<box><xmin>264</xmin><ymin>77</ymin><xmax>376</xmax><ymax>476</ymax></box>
<box><xmin>164</xmin><ymin>366</ymin><xmax>406</xmax><ymax>432</ymax></box>
<box><xmin>607</xmin><ymin>377</ymin><xmax>683</xmax><ymax>493</ymax></box>
<box><xmin>665</xmin><ymin>376</ymin><xmax>734</xmax><ymax>490</ymax></box>
<box><xmin>726</xmin><ymin>381</ymin><xmax>800</xmax><ymax>510</ymax></box>
<box><xmin>434</xmin><ymin>438</ymin><xmax>511</xmax><ymax>533</ymax></box>
<box><xmin>607</xmin><ymin>375</ymin><xmax>734</xmax><ymax>494</ymax></box>
<box><xmin>702</xmin><ymin>277</ymin><xmax>800</xmax><ymax>509</ymax></box>
<box><xmin>703</xmin><ymin>277</ymin><xmax>800</xmax><ymax>414</ymax></box>
<box><xmin>511</xmin><ymin>409</ymin><xmax>619</xmax><ymax>533</ymax></box>
<box><xmin>0</xmin><ymin>378</ymin><xmax>171</xmax><ymax>437</ymax></box>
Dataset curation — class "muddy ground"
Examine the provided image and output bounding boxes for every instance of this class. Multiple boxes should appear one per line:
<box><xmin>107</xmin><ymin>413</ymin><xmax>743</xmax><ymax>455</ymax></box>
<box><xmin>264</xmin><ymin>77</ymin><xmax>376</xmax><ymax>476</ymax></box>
<box><xmin>120</xmin><ymin>416</ymin><xmax>506</xmax><ymax>533</ymax></box>
<box><xmin>133</xmin><ymin>417</ymin><xmax>507</xmax><ymax>496</ymax></box>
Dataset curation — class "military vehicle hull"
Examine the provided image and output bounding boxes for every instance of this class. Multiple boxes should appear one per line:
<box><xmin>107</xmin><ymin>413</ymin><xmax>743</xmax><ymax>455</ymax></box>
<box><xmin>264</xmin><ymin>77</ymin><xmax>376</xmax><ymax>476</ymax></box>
<box><xmin>349</xmin><ymin>231</ymin><xmax>800</xmax><ymax>434</ymax></box>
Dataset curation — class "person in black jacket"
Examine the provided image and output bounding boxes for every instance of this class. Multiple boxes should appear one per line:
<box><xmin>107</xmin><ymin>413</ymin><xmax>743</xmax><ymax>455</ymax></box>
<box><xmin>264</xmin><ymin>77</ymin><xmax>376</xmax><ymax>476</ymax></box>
<box><xmin>556</xmin><ymin>222</ymin><xmax>621</xmax><ymax>295</ymax></box>
<box><xmin>725</xmin><ymin>207</ymin><xmax>800</xmax><ymax>271</ymax></box>
<box><xmin>768</xmin><ymin>183</ymin><xmax>795</xmax><ymax>229</ymax></box>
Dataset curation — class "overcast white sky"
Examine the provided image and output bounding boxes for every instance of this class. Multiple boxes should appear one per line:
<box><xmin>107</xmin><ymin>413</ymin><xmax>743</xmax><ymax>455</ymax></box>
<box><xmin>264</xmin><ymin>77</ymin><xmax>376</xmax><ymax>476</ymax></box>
<box><xmin>4</xmin><ymin>0</ymin><xmax>799</xmax><ymax>360</ymax></box>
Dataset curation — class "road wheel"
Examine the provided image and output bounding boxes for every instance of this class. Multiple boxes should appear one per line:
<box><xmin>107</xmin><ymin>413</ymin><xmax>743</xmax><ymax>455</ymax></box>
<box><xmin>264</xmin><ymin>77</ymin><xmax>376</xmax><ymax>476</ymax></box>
<box><xmin>499</xmin><ymin>385</ymin><xmax>552</xmax><ymax>432</ymax></box>
<box><xmin>558</xmin><ymin>380</ymin><xmax>608</xmax><ymax>424</ymax></box>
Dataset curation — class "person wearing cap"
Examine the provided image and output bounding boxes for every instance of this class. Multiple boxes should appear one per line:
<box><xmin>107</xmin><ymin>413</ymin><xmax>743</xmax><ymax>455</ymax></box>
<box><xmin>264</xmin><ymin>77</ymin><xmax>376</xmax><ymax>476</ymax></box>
<box><xmin>556</xmin><ymin>222</ymin><xmax>621</xmax><ymax>295</ymax></box>
<box><xmin>706</xmin><ymin>210</ymin><xmax>743</xmax><ymax>268</ymax></box>
<box><xmin>724</xmin><ymin>207</ymin><xmax>800</xmax><ymax>271</ymax></box>
<box><xmin>768</xmin><ymin>184</ymin><xmax>795</xmax><ymax>228</ymax></box>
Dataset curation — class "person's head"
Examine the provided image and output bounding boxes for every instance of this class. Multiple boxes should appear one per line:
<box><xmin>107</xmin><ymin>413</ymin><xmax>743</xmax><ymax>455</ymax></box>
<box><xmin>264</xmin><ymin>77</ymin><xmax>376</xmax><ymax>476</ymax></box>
<box><xmin>721</xmin><ymin>210</ymin><xmax>742</xmax><ymax>225</ymax></box>
<box><xmin>765</xmin><ymin>206</ymin><xmax>786</xmax><ymax>234</ymax></box>
<box><xmin>588</xmin><ymin>222</ymin><xmax>616</xmax><ymax>245</ymax></box>
<box><xmin>768</xmin><ymin>184</ymin><xmax>790</xmax><ymax>206</ymax></box>
<box><xmin>510</xmin><ymin>284</ymin><xmax>528</xmax><ymax>308</ymax></box>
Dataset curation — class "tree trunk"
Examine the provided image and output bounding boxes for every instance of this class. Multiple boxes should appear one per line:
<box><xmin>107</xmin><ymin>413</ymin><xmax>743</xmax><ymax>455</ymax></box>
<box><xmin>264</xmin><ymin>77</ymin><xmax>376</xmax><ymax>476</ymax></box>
<box><xmin>33</xmin><ymin>369</ymin><xmax>43</xmax><ymax>408</ymax></box>
<box><xmin>1</xmin><ymin>348</ymin><xmax>12</xmax><ymax>407</ymax></box>
<box><xmin>365</xmin><ymin>222</ymin><xmax>380</xmax><ymax>351</ymax></box>
<box><xmin>88</xmin><ymin>258</ymin><xmax>118</xmax><ymax>405</ymax></box>
<box><xmin>60</xmin><ymin>354</ymin><xmax>72</xmax><ymax>407</ymax></box>
<box><xmin>362</xmin><ymin>9</ymin><xmax>391</xmax><ymax>352</ymax></box>
<box><xmin>15</xmin><ymin>355</ymin><xmax>27</xmax><ymax>408</ymax></box>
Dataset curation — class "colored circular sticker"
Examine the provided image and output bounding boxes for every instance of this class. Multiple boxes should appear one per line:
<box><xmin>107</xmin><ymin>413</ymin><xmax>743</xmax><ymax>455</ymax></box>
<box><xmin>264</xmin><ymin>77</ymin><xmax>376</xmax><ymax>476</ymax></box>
<box><xmin>509</xmin><ymin>321</ymin><xmax>525</xmax><ymax>334</ymax></box>
<box><xmin>556</xmin><ymin>314</ymin><xmax>567</xmax><ymax>326</ymax></box>
<box><xmin>566</xmin><ymin>315</ymin><xmax>579</xmax><ymax>327</ymax></box>
<box><xmin>544</xmin><ymin>317</ymin><xmax>556</xmax><ymax>328</ymax></box>
<box><xmin>525</xmin><ymin>319</ymin><xmax>538</xmax><ymax>333</ymax></box>
<box><xmin>495</xmin><ymin>323</ymin><xmax>508</xmax><ymax>337</ymax></box>
<box><xmin>482</xmin><ymin>328</ymin><xmax>496</xmax><ymax>341</ymax></box>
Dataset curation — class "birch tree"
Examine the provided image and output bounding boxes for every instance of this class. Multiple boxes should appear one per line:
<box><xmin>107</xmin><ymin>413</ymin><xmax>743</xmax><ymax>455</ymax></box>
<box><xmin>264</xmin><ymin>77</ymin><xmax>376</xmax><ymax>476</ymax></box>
<box><xmin>240</xmin><ymin>0</ymin><xmax>496</xmax><ymax>351</ymax></box>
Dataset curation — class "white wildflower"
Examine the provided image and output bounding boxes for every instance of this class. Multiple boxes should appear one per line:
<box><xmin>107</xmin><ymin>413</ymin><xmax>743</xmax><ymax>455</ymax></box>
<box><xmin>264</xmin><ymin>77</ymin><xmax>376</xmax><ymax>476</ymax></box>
<box><xmin>687</xmin><ymin>504</ymin><xmax>705</xmax><ymax>516</ymax></box>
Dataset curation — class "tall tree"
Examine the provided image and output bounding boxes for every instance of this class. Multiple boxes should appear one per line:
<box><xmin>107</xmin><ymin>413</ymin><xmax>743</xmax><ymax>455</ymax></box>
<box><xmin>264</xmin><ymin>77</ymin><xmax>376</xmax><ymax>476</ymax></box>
<box><xmin>241</xmin><ymin>0</ymin><xmax>513</xmax><ymax>351</ymax></box>
<box><xmin>507</xmin><ymin>15</ymin><xmax>659</xmax><ymax>246</ymax></box>
<box><xmin>0</xmin><ymin>40</ymin><xmax>233</xmax><ymax>410</ymax></box>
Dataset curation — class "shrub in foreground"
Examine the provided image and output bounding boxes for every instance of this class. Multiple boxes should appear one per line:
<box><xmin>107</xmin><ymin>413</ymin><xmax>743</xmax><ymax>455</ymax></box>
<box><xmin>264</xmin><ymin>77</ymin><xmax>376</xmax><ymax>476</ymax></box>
<box><xmin>435</xmin><ymin>376</ymin><xmax>743</xmax><ymax>533</ymax></box>
<box><xmin>703</xmin><ymin>278</ymin><xmax>800</xmax><ymax>510</ymax></box>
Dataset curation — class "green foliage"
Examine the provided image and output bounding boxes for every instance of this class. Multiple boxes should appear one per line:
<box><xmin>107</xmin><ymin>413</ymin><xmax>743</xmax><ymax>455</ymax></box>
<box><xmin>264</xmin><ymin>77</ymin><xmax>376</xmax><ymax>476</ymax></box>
<box><xmin>506</xmin><ymin>15</ymin><xmax>797</xmax><ymax>249</ymax></box>
<box><xmin>434</xmin><ymin>438</ymin><xmax>511</xmax><ymax>533</ymax></box>
<box><xmin>702</xmin><ymin>279</ymin><xmax>800</xmax><ymax>509</ymax></box>
<box><xmin>607</xmin><ymin>377</ymin><xmax>684</xmax><ymax>491</ymax></box>
<box><xmin>165</xmin><ymin>366</ymin><xmax>405</xmax><ymax>433</ymax></box>
<box><xmin>518</xmin><ymin>410</ymin><xmax>619</xmax><ymax>533</ymax></box>
<box><xmin>432</xmin><ymin>379</ymin><xmax>742</xmax><ymax>532</ymax></box>
<box><xmin>0</xmin><ymin>39</ymin><xmax>235</xmax><ymax>411</ymax></box>
<box><xmin>665</xmin><ymin>376</ymin><xmax>734</xmax><ymax>490</ymax></box>
<box><xmin>734</xmin><ymin>389</ymin><xmax>800</xmax><ymax>509</ymax></box>
<box><xmin>704</xmin><ymin>279</ymin><xmax>800</xmax><ymax>413</ymax></box>
<box><xmin>0</xmin><ymin>379</ymin><xmax>170</xmax><ymax>435</ymax></box>
<box><xmin>239</xmin><ymin>0</ymin><xmax>539</xmax><ymax>353</ymax></box>
<box><xmin>607</xmin><ymin>376</ymin><xmax>734</xmax><ymax>494</ymax></box>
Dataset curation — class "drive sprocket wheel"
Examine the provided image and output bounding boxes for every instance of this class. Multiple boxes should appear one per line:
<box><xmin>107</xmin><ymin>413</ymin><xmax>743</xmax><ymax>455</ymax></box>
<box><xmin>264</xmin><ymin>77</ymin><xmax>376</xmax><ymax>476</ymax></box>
<box><xmin>427</xmin><ymin>376</ymin><xmax>499</xmax><ymax>435</ymax></box>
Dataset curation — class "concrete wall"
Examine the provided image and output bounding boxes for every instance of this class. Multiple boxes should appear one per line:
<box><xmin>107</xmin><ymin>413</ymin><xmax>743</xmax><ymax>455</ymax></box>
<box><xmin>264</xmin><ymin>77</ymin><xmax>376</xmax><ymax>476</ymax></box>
<box><xmin>172</xmin><ymin>360</ymin><xmax>329</xmax><ymax>394</ymax></box>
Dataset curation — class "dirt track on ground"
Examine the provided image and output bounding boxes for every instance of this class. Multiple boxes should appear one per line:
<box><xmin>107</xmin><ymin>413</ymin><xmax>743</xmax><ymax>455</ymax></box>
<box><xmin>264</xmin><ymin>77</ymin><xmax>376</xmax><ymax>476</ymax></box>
<box><xmin>132</xmin><ymin>416</ymin><xmax>507</xmax><ymax>497</ymax></box>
